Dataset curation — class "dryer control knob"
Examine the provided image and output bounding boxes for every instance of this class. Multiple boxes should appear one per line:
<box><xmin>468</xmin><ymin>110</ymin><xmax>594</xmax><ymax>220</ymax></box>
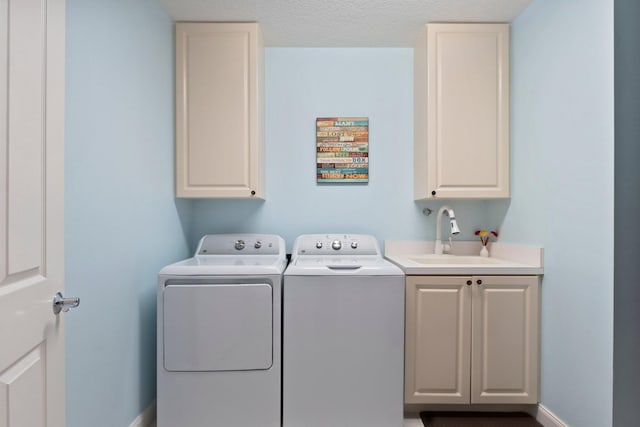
<box><xmin>254</xmin><ymin>241</ymin><xmax>262</xmax><ymax>249</ymax></box>
<box><xmin>234</xmin><ymin>240</ymin><xmax>245</xmax><ymax>250</ymax></box>
<box><xmin>316</xmin><ymin>241</ymin><xmax>323</xmax><ymax>249</ymax></box>
<box><xmin>351</xmin><ymin>241</ymin><xmax>358</xmax><ymax>249</ymax></box>
<box><xmin>332</xmin><ymin>240</ymin><xmax>342</xmax><ymax>250</ymax></box>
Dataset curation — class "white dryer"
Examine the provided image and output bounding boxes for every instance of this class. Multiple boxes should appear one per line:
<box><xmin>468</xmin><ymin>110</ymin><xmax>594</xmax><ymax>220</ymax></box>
<box><xmin>157</xmin><ymin>234</ymin><xmax>286</xmax><ymax>427</ymax></box>
<box><xmin>283</xmin><ymin>234</ymin><xmax>405</xmax><ymax>427</ymax></box>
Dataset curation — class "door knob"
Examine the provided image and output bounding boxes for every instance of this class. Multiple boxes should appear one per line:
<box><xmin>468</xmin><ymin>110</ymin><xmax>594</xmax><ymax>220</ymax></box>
<box><xmin>53</xmin><ymin>292</ymin><xmax>80</xmax><ymax>315</ymax></box>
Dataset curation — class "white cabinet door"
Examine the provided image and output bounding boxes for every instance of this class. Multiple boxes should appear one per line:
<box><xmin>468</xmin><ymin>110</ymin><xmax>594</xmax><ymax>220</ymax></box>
<box><xmin>471</xmin><ymin>276</ymin><xmax>539</xmax><ymax>404</ymax></box>
<box><xmin>405</xmin><ymin>276</ymin><xmax>471</xmax><ymax>404</ymax></box>
<box><xmin>414</xmin><ymin>23</ymin><xmax>510</xmax><ymax>200</ymax></box>
<box><xmin>0</xmin><ymin>0</ymin><xmax>66</xmax><ymax>425</ymax></box>
<box><xmin>175</xmin><ymin>23</ymin><xmax>264</xmax><ymax>198</ymax></box>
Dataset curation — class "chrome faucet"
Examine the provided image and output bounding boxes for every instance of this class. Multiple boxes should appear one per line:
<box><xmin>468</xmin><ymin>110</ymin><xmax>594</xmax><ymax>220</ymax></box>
<box><xmin>434</xmin><ymin>206</ymin><xmax>461</xmax><ymax>255</ymax></box>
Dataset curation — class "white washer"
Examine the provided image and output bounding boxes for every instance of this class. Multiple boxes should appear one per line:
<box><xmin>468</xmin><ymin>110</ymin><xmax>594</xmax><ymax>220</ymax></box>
<box><xmin>283</xmin><ymin>234</ymin><xmax>405</xmax><ymax>427</ymax></box>
<box><xmin>157</xmin><ymin>234</ymin><xmax>286</xmax><ymax>427</ymax></box>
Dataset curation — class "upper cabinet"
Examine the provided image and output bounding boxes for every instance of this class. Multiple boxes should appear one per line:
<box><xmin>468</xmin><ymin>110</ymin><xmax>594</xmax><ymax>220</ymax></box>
<box><xmin>175</xmin><ymin>23</ymin><xmax>265</xmax><ymax>198</ymax></box>
<box><xmin>414</xmin><ymin>23</ymin><xmax>510</xmax><ymax>200</ymax></box>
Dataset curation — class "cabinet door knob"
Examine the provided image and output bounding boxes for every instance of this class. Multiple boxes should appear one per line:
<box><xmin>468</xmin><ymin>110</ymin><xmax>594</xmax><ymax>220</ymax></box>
<box><xmin>250</xmin><ymin>190</ymin><xmax>256</xmax><ymax>196</ymax></box>
<box><xmin>466</xmin><ymin>280</ymin><xmax>472</xmax><ymax>286</ymax></box>
<box><xmin>431</xmin><ymin>190</ymin><xmax>436</xmax><ymax>196</ymax></box>
<box><xmin>476</xmin><ymin>279</ymin><xmax>483</xmax><ymax>285</ymax></box>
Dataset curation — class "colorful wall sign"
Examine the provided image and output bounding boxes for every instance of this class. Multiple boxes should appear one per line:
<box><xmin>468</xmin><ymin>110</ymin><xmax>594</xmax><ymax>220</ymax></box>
<box><xmin>316</xmin><ymin>117</ymin><xmax>369</xmax><ymax>183</ymax></box>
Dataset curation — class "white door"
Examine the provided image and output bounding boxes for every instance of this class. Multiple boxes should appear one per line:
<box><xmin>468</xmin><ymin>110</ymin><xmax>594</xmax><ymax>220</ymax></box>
<box><xmin>0</xmin><ymin>0</ymin><xmax>67</xmax><ymax>426</ymax></box>
<box><xmin>405</xmin><ymin>276</ymin><xmax>471</xmax><ymax>404</ymax></box>
<box><xmin>471</xmin><ymin>276</ymin><xmax>539</xmax><ymax>404</ymax></box>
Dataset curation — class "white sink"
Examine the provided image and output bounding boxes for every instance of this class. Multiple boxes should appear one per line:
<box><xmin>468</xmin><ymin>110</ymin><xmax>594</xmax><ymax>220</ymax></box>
<box><xmin>384</xmin><ymin>241</ymin><xmax>544</xmax><ymax>275</ymax></box>
<box><xmin>409</xmin><ymin>255</ymin><xmax>502</xmax><ymax>265</ymax></box>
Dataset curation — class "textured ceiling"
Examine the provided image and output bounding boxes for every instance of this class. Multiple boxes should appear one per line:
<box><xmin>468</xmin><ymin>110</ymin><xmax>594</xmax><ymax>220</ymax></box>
<box><xmin>159</xmin><ymin>0</ymin><xmax>533</xmax><ymax>47</ymax></box>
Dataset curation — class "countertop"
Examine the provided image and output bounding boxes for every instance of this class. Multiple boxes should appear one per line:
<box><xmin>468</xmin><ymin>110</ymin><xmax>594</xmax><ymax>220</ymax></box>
<box><xmin>384</xmin><ymin>240</ymin><xmax>544</xmax><ymax>275</ymax></box>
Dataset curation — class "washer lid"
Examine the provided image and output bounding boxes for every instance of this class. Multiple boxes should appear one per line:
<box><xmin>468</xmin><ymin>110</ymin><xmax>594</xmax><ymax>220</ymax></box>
<box><xmin>284</xmin><ymin>256</ymin><xmax>403</xmax><ymax>276</ymax></box>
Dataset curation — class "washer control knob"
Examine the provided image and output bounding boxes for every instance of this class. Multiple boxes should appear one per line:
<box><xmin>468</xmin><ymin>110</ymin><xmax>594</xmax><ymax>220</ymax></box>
<box><xmin>234</xmin><ymin>240</ymin><xmax>245</xmax><ymax>250</ymax></box>
<box><xmin>254</xmin><ymin>241</ymin><xmax>262</xmax><ymax>249</ymax></box>
<box><xmin>351</xmin><ymin>241</ymin><xmax>358</xmax><ymax>249</ymax></box>
<box><xmin>316</xmin><ymin>241</ymin><xmax>323</xmax><ymax>249</ymax></box>
<box><xmin>331</xmin><ymin>240</ymin><xmax>342</xmax><ymax>250</ymax></box>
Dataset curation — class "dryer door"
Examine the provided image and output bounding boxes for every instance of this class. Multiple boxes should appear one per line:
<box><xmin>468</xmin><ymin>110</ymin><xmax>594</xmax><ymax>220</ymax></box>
<box><xmin>163</xmin><ymin>283</ymin><xmax>272</xmax><ymax>371</ymax></box>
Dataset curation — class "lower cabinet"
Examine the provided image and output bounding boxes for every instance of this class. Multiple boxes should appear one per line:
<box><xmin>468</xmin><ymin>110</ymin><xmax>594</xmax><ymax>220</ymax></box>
<box><xmin>405</xmin><ymin>275</ymin><xmax>539</xmax><ymax>404</ymax></box>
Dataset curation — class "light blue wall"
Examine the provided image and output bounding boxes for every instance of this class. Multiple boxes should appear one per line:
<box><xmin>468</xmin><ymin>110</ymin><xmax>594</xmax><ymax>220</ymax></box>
<box><xmin>65</xmin><ymin>1</ymin><xmax>190</xmax><ymax>426</ymax></box>
<box><xmin>501</xmin><ymin>0</ymin><xmax>614</xmax><ymax>426</ymax></box>
<box><xmin>190</xmin><ymin>48</ymin><xmax>495</xmax><ymax>250</ymax></box>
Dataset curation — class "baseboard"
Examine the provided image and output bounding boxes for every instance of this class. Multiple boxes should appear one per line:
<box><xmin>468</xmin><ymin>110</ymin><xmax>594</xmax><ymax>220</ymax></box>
<box><xmin>529</xmin><ymin>404</ymin><xmax>568</xmax><ymax>427</ymax></box>
<box><xmin>129</xmin><ymin>400</ymin><xmax>156</xmax><ymax>427</ymax></box>
<box><xmin>405</xmin><ymin>403</ymin><xmax>536</xmax><ymax>413</ymax></box>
